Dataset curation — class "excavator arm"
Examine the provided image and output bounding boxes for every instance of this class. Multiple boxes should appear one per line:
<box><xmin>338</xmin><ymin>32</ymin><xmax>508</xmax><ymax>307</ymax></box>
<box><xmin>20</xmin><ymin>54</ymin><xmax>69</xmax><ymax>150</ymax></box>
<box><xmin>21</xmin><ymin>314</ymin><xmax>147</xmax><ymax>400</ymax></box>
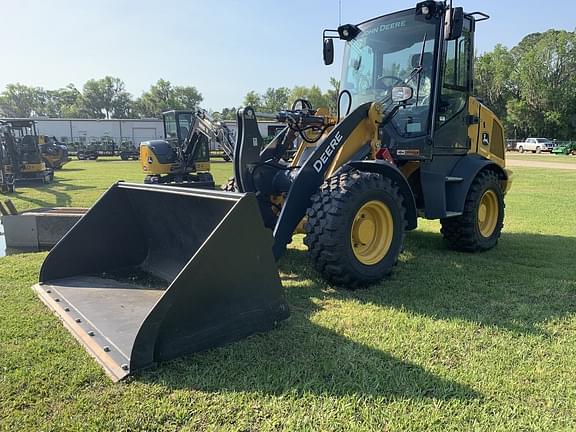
<box><xmin>184</xmin><ymin>111</ymin><xmax>234</xmax><ymax>162</ymax></box>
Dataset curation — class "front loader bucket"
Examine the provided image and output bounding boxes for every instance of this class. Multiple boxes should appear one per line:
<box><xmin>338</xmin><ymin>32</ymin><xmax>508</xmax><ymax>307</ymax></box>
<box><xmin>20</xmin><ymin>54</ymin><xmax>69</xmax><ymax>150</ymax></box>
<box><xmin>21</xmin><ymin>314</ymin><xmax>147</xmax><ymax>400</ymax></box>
<box><xmin>33</xmin><ymin>183</ymin><xmax>288</xmax><ymax>381</ymax></box>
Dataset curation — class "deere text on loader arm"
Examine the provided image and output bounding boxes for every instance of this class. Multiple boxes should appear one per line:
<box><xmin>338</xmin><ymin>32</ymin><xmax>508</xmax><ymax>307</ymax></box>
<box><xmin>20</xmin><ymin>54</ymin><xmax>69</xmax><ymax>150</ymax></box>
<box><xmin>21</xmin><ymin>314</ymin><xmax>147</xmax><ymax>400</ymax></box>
<box><xmin>34</xmin><ymin>1</ymin><xmax>511</xmax><ymax>381</ymax></box>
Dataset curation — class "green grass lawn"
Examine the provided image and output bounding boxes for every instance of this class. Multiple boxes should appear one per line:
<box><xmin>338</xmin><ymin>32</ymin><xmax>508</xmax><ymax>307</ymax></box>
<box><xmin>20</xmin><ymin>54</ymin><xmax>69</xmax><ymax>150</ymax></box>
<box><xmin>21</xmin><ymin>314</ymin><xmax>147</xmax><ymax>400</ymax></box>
<box><xmin>4</xmin><ymin>159</ymin><xmax>234</xmax><ymax>212</ymax></box>
<box><xmin>1</xmin><ymin>160</ymin><xmax>576</xmax><ymax>431</ymax></box>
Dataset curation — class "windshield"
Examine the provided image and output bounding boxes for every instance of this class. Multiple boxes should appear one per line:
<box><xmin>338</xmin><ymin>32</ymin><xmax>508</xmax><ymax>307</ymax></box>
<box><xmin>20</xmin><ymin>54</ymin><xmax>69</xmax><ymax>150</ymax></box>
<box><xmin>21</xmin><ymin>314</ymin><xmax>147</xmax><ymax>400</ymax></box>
<box><xmin>340</xmin><ymin>10</ymin><xmax>438</xmax><ymax>136</ymax></box>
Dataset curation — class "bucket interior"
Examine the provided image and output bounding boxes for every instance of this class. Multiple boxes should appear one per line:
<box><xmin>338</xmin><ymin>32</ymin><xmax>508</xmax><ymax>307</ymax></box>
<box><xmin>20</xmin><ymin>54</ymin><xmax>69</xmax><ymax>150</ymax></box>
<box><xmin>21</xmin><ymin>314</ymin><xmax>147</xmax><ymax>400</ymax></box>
<box><xmin>36</xmin><ymin>185</ymin><xmax>242</xmax><ymax>378</ymax></box>
<box><xmin>40</xmin><ymin>185</ymin><xmax>239</xmax><ymax>284</ymax></box>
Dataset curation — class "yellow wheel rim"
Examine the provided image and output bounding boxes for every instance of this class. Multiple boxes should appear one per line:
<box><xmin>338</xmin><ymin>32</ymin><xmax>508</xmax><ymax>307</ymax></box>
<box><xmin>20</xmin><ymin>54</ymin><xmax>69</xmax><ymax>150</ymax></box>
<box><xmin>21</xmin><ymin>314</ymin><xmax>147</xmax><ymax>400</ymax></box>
<box><xmin>478</xmin><ymin>190</ymin><xmax>499</xmax><ymax>238</ymax></box>
<box><xmin>351</xmin><ymin>200</ymin><xmax>393</xmax><ymax>266</ymax></box>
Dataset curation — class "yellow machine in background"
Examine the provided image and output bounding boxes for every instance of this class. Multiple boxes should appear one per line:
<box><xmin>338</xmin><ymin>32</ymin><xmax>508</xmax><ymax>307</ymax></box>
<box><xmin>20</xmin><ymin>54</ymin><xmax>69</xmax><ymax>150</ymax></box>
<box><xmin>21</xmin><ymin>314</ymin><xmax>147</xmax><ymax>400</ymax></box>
<box><xmin>0</xmin><ymin>119</ymin><xmax>54</xmax><ymax>183</ymax></box>
<box><xmin>140</xmin><ymin>110</ymin><xmax>229</xmax><ymax>187</ymax></box>
<box><xmin>39</xmin><ymin>135</ymin><xmax>71</xmax><ymax>169</ymax></box>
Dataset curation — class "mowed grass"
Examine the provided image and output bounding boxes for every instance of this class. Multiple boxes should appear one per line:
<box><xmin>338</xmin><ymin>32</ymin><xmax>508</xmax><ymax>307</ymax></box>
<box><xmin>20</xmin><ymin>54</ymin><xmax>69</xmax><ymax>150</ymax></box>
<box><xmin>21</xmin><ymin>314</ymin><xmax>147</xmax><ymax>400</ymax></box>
<box><xmin>3</xmin><ymin>158</ymin><xmax>234</xmax><ymax>212</ymax></box>
<box><xmin>1</xmin><ymin>158</ymin><xmax>576</xmax><ymax>431</ymax></box>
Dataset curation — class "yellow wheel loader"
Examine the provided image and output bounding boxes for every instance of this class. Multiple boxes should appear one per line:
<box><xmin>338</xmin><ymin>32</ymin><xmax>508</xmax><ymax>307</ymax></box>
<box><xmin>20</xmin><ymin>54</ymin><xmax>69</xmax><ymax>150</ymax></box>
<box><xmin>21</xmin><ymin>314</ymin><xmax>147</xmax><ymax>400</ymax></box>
<box><xmin>34</xmin><ymin>1</ymin><xmax>511</xmax><ymax>381</ymax></box>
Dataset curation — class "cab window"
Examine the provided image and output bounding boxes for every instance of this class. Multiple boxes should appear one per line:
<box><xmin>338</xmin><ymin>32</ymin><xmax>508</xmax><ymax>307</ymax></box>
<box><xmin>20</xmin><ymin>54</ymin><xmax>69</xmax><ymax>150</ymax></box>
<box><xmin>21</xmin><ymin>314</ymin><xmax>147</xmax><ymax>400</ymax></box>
<box><xmin>437</xmin><ymin>19</ymin><xmax>471</xmax><ymax>126</ymax></box>
<box><xmin>164</xmin><ymin>114</ymin><xmax>178</xmax><ymax>140</ymax></box>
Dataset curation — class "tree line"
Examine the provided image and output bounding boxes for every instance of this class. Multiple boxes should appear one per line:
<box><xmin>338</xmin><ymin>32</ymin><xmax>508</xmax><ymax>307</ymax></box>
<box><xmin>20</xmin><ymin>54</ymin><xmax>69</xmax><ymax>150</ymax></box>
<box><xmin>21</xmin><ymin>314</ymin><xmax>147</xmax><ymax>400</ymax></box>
<box><xmin>214</xmin><ymin>77</ymin><xmax>341</xmax><ymax>121</ymax></box>
<box><xmin>0</xmin><ymin>78</ymin><xmax>202</xmax><ymax>119</ymax></box>
<box><xmin>475</xmin><ymin>30</ymin><xmax>576</xmax><ymax>140</ymax></box>
<box><xmin>0</xmin><ymin>77</ymin><xmax>340</xmax><ymax>122</ymax></box>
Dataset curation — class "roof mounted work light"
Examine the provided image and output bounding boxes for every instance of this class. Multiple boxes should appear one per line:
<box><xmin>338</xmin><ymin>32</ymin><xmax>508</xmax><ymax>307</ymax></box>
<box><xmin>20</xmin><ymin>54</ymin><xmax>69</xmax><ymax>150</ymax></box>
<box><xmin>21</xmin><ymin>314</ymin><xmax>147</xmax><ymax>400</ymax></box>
<box><xmin>337</xmin><ymin>24</ymin><xmax>360</xmax><ymax>41</ymax></box>
<box><xmin>416</xmin><ymin>1</ymin><xmax>442</xmax><ymax>19</ymax></box>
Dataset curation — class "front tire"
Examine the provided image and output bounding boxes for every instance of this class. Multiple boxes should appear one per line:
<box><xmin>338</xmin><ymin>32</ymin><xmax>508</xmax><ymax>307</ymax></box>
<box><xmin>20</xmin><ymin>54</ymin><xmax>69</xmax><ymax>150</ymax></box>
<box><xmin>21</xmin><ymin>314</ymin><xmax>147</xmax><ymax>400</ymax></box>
<box><xmin>518</xmin><ymin>146</ymin><xmax>524</xmax><ymax>153</ymax></box>
<box><xmin>441</xmin><ymin>170</ymin><xmax>504</xmax><ymax>252</ymax></box>
<box><xmin>304</xmin><ymin>170</ymin><xmax>406</xmax><ymax>289</ymax></box>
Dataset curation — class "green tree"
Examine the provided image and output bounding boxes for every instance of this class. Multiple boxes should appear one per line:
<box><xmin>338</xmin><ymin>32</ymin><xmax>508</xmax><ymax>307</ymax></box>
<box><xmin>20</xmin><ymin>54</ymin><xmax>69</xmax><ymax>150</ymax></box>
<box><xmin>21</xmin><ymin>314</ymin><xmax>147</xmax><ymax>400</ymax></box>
<box><xmin>80</xmin><ymin>76</ymin><xmax>133</xmax><ymax>119</ymax></box>
<box><xmin>512</xmin><ymin>30</ymin><xmax>576</xmax><ymax>138</ymax></box>
<box><xmin>134</xmin><ymin>79</ymin><xmax>203</xmax><ymax>118</ymax></box>
<box><xmin>243</xmin><ymin>91</ymin><xmax>263</xmax><ymax>111</ymax></box>
<box><xmin>474</xmin><ymin>44</ymin><xmax>516</xmax><ymax>121</ymax></box>
<box><xmin>261</xmin><ymin>87</ymin><xmax>290</xmax><ymax>112</ymax></box>
<box><xmin>289</xmin><ymin>85</ymin><xmax>331</xmax><ymax>110</ymax></box>
<box><xmin>45</xmin><ymin>84</ymin><xmax>83</xmax><ymax>118</ymax></box>
<box><xmin>213</xmin><ymin>107</ymin><xmax>237</xmax><ymax>121</ymax></box>
<box><xmin>326</xmin><ymin>77</ymin><xmax>340</xmax><ymax>114</ymax></box>
<box><xmin>0</xmin><ymin>83</ymin><xmax>45</xmax><ymax>117</ymax></box>
<box><xmin>475</xmin><ymin>30</ymin><xmax>576</xmax><ymax>140</ymax></box>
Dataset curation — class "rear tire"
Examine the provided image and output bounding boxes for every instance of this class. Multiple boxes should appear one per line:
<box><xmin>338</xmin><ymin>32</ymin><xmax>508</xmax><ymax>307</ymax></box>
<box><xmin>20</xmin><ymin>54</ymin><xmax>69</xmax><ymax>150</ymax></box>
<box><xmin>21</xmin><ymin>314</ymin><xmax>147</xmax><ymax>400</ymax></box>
<box><xmin>441</xmin><ymin>170</ymin><xmax>504</xmax><ymax>252</ymax></box>
<box><xmin>536</xmin><ymin>146</ymin><xmax>541</xmax><ymax>154</ymax></box>
<box><xmin>304</xmin><ymin>170</ymin><xmax>406</xmax><ymax>289</ymax></box>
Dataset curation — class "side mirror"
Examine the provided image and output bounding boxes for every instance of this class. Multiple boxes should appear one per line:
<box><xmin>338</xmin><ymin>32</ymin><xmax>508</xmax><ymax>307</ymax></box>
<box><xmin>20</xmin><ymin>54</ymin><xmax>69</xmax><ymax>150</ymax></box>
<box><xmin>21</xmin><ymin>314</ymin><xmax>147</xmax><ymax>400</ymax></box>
<box><xmin>445</xmin><ymin>7</ymin><xmax>464</xmax><ymax>40</ymax></box>
<box><xmin>391</xmin><ymin>86</ymin><xmax>413</xmax><ymax>104</ymax></box>
<box><xmin>323</xmin><ymin>38</ymin><xmax>334</xmax><ymax>65</ymax></box>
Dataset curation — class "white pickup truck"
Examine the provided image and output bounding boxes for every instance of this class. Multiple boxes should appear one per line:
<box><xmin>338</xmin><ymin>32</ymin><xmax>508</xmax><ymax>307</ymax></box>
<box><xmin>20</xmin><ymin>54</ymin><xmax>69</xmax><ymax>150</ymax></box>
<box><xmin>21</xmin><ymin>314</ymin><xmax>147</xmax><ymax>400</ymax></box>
<box><xmin>516</xmin><ymin>138</ymin><xmax>554</xmax><ymax>153</ymax></box>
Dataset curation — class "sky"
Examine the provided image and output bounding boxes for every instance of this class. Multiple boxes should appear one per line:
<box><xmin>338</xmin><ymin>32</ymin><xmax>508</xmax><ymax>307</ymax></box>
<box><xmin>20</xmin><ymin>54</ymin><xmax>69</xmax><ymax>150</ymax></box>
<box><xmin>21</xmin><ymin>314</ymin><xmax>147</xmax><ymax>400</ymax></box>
<box><xmin>1</xmin><ymin>0</ymin><xmax>574</xmax><ymax>112</ymax></box>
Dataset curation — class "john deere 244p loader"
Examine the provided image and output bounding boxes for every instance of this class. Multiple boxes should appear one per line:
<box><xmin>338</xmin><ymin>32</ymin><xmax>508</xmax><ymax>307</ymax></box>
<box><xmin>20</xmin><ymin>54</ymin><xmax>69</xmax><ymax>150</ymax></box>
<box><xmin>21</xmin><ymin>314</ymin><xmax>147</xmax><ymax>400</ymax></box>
<box><xmin>34</xmin><ymin>1</ymin><xmax>511</xmax><ymax>381</ymax></box>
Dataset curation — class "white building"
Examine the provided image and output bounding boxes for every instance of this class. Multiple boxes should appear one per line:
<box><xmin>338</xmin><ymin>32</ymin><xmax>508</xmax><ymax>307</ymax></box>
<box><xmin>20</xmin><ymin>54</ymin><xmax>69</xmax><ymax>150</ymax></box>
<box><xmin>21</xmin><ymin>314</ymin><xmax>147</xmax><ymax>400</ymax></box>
<box><xmin>4</xmin><ymin>117</ymin><xmax>287</xmax><ymax>153</ymax></box>
<box><xmin>31</xmin><ymin>118</ymin><xmax>164</xmax><ymax>151</ymax></box>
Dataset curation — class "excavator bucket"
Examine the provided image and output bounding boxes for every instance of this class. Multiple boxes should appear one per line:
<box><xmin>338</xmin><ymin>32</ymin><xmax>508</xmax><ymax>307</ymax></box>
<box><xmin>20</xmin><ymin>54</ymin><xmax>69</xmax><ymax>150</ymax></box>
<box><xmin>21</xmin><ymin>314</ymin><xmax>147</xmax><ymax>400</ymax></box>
<box><xmin>33</xmin><ymin>183</ymin><xmax>288</xmax><ymax>381</ymax></box>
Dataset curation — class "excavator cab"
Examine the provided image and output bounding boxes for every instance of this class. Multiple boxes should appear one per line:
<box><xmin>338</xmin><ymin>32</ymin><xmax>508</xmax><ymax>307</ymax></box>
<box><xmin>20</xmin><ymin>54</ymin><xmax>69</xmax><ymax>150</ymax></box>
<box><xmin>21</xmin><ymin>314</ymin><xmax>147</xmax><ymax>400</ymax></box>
<box><xmin>35</xmin><ymin>2</ymin><xmax>510</xmax><ymax>380</ymax></box>
<box><xmin>140</xmin><ymin>110</ymin><xmax>213</xmax><ymax>186</ymax></box>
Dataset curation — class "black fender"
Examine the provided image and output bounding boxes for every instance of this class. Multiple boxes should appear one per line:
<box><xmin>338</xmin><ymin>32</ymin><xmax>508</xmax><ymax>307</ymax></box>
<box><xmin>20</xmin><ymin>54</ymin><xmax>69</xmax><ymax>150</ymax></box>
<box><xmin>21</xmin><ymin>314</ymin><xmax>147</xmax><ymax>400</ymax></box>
<box><xmin>272</xmin><ymin>103</ymin><xmax>373</xmax><ymax>259</ymax></box>
<box><xmin>346</xmin><ymin>160</ymin><xmax>418</xmax><ymax>231</ymax></box>
<box><xmin>446</xmin><ymin>154</ymin><xmax>508</xmax><ymax>215</ymax></box>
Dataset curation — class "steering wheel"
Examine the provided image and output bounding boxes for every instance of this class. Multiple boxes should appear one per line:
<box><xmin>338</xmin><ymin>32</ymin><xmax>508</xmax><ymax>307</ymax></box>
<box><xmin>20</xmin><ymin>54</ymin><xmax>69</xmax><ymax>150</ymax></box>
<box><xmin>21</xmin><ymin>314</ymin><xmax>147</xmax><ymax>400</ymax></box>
<box><xmin>378</xmin><ymin>75</ymin><xmax>408</xmax><ymax>88</ymax></box>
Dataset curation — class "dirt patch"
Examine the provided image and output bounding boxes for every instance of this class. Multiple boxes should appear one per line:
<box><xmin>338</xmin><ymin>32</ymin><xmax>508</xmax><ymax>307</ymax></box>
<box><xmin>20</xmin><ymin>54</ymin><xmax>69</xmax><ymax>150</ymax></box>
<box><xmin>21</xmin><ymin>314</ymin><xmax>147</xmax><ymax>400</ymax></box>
<box><xmin>506</xmin><ymin>159</ymin><xmax>576</xmax><ymax>170</ymax></box>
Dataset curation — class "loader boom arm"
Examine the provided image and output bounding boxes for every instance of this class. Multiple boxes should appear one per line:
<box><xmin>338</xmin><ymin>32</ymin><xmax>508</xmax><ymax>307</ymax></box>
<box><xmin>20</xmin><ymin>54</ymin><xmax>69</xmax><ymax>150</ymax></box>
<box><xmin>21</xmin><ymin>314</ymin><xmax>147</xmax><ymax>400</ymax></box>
<box><xmin>235</xmin><ymin>102</ymin><xmax>382</xmax><ymax>259</ymax></box>
<box><xmin>272</xmin><ymin>103</ymin><xmax>382</xmax><ymax>258</ymax></box>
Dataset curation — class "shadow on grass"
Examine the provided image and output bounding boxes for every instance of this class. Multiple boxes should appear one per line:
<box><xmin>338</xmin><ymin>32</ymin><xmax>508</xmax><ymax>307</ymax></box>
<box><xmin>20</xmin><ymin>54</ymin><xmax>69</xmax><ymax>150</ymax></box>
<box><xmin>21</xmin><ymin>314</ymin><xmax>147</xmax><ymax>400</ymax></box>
<box><xmin>281</xmin><ymin>231</ymin><xmax>576</xmax><ymax>336</ymax></box>
<box><xmin>138</xmin><ymin>230</ymin><xmax>574</xmax><ymax>398</ymax></box>
<box><xmin>13</xmin><ymin>182</ymin><xmax>95</xmax><ymax>208</ymax></box>
<box><xmin>140</xmin><ymin>274</ymin><xmax>478</xmax><ymax>400</ymax></box>
<box><xmin>138</xmin><ymin>243</ymin><xmax>499</xmax><ymax>401</ymax></box>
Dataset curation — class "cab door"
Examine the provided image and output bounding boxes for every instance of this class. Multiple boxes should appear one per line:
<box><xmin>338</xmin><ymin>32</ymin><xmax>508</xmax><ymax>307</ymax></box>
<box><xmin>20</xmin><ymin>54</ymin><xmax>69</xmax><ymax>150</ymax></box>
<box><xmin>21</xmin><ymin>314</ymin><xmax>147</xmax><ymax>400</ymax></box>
<box><xmin>433</xmin><ymin>18</ymin><xmax>474</xmax><ymax>154</ymax></box>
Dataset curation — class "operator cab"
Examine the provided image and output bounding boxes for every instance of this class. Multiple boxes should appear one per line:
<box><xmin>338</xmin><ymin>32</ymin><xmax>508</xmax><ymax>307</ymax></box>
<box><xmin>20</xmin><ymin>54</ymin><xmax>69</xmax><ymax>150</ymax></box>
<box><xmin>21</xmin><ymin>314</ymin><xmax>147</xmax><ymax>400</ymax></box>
<box><xmin>324</xmin><ymin>2</ymin><xmax>486</xmax><ymax>161</ymax></box>
<box><xmin>1</xmin><ymin>119</ymin><xmax>42</xmax><ymax>164</ymax></box>
<box><xmin>162</xmin><ymin>110</ymin><xmax>210</xmax><ymax>162</ymax></box>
